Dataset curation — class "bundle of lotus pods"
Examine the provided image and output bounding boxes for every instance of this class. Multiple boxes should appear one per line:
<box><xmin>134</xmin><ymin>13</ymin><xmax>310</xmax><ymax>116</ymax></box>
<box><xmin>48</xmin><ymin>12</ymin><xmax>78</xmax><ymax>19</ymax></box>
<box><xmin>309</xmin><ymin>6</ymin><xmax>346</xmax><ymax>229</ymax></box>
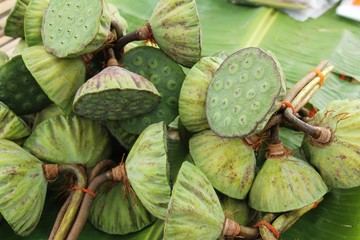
<box><xmin>0</xmin><ymin>0</ymin><xmax>357</xmax><ymax>239</ymax></box>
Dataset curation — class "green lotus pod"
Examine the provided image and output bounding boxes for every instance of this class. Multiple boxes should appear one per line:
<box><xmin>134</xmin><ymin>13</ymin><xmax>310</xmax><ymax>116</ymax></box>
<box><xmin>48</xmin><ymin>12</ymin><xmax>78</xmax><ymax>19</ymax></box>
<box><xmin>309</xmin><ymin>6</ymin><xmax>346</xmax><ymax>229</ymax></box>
<box><xmin>302</xmin><ymin>99</ymin><xmax>360</xmax><ymax>188</ymax></box>
<box><xmin>89</xmin><ymin>181</ymin><xmax>155</xmax><ymax>234</ymax></box>
<box><xmin>206</xmin><ymin>47</ymin><xmax>286</xmax><ymax>138</ymax></box>
<box><xmin>42</xmin><ymin>0</ymin><xmax>112</xmax><ymax>58</ymax></box>
<box><xmin>126</xmin><ymin>122</ymin><xmax>171</xmax><ymax>219</ymax></box>
<box><xmin>163</xmin><ymin>162</ymin><xmax>224</xmax><ymax>240</ymax></box>
<box><xmin>179</xmin><ymin>56</ymin><xmax>223</xmax><ymax>133</ymax></box>
<box><xmin>0</xmin><ymin>51</ymin><xmax>9</xmax><ymax>67</ymax></box>
<box><xmin>149</xmin><ymin>0</ymin><xmax>202</xmax><ymax>67</ymax></box>
<box><xmin>33</xmin><ymin>104</ymin><xmax>64</xmax><ymax>129</ymax></box>
<box><xmin>0</xmin><ymin>139</ymin><xmax>47</xmax><ymax>236</ymax></box>
<box><xmin>108</xmin><ymin>3</ymin><xmax>128</xmax><ymax>36</ymax></box>
<box><xmin>73</xmin><ymin>66</ymin><xmax>161</xmax><ymax>121</ymax></box>
<box><xmin>118</xmin><ymin>46</ymin><xmax>185</xmax><ymax>134</ymax></box>
<box><xmin>23</xmin><ymin>114</ymin><xmax>112</xmax><ymax>167</ymax></box>
<box><xmin>104</xmin><ymin>120</ymin><xmax>138</xmax><ymax>151</ymax></box>
<box><xmin>219</xmin><ymin>195</ymin><xmax>260</xmax><ymax>227</ymax></box>
<box><xmin>4</xmin><ymin>0</ymin><xmax>30</xmax><ymax>38</ymax></box>
<box><xmin>0</xmin><ymin>101</ymin><xmax>31</xmax><ymax>141</ymax></box>
<box><xmin>22</xmin><ymin>45</ymin><xmax>86</xmax><ymax>114</ymax></box>
<box><xmin>0</xmin><ymin>54</ymin><xmax>51</xmax><ymax>115</ymax></box>
<box><xmin>189</xmin><ymin>130</ymin><xmax>256</xmax><ymax>199</ymax></box>
<box><xmin>24</xmin><ymin>0</ymin><xmax>50</xmax><ymax>46</ymax></box>
<box><xmin>249</xmin><ymin>155</ymin><xmax>328</xmax><ymax>213</ymax></box>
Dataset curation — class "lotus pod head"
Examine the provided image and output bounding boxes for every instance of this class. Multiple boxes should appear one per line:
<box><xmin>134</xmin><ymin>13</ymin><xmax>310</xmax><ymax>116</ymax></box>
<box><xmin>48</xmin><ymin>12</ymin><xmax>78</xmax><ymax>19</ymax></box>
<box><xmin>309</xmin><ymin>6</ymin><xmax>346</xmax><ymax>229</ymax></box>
<box><xmin>190</xmin><ymin>130</ymin><xmax>256</xmax><ymax>199</ymax></box>
<box><xmin>23</xmin><ymin>114</ymin><xmax>112</xmax><ymax>168</ymax></box>
<box><xmin>22</xmin><ymin>45</ymin><xmax>86</xmax><ymax>114</ymax></box>
<box><xmin>179</xmin><ymin>56</ymin><xmax>223</xmax><ymax>133</ymax></box>
<box><xmin>149</xmin><ymin>0</ymin><xmax>202</xmax><ymax>67</ymax></box>
<box><xmin>0</xmin><ymin>101</ymin><xmax>31</xmax><ymax>141</ymax></box>
<box><xmin>249</xmin><ymin>155</ymin><xmax>328</xmax><ymax>213</ymax></box>
<box><xmin>42</xmin><ymin>0</ymin><xmax>112</xmax><ymax>58</ymax></box>
<box><xmin>119</xmin><ymin>46</ymin><xmax>185</xmax><ymax>134</ymax></box>
<box><xmin>163</xmin><ymin>161</ymin><xmax>224</xmax><ymax>240</ymax></box>
<box><xmin>24</xmin><ymin>0</ymin><xmax>50</xmax><ymax>46</ymax></box>
<box><xmin>302</xmin><ymin>99</ymin><xmax>360</xmax><ymax>188</ymax></box>
<box><xmin>0</xmin><ymin>54</ymin><xmax>52</xmax><ymax>115</ymax></box>
<box><xmin>73</xmin><ymin>66</ymin><xmax>161</xmax><ymax>121</ymax></box>
<box><xmin>89</xmin><ymin>181</ymin><xmax>155</xmax><ymax>234</ymax></box>
<box><xmin>104</xmin><ymin>120</ymin><xmax>138</xmax><ymax>151</ymax></box>
<box><xmin>0</xmin><ymin>51</ymin><xmax>9</xmax><ymax>67</ymax></box>
<box><xmin>4</xmin><ymin>0</ymin><xmax>30</xmax><ymax>38</ymax></box>
<box><xmin>0</xmin><ymin>139</ymin><xmax>47</xmax><ymax>236</ymax></box>
<box><xmin>206</xmin><ymin>47</ymin><xmax>286</xmax><ymax>138</ymax></box>
<box><xmin>33</xmin><ymin>104</ymin><xmax>64</xmax><ymax>128</ymax></box>
<box><xmin>126</xmin><ymin>122</ymin><xmax>171</xmax><ymax>219</ymax></box>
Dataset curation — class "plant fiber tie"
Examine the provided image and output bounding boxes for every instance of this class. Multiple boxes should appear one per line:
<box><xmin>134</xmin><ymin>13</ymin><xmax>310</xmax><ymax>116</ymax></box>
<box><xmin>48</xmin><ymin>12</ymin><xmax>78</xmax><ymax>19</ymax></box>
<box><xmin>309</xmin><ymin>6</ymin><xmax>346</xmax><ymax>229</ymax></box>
<box><xmin>309</xmin><ymin>68</ymin><xmax>325</xmax><ymax>86</ymax></box>
<box><xmin>280</xmin><ymin>101</ymin><xmax>296</xmax><ymax>114</ymax></box>
<box><xmin>72</xmin><ymin>186</ymin><xmax>95</xmax><ymax>199</ymax></box>
<box><xmin>253</xmin><ymin>221</ymin><xmax>280</xmax><ymax>239</ymax></box>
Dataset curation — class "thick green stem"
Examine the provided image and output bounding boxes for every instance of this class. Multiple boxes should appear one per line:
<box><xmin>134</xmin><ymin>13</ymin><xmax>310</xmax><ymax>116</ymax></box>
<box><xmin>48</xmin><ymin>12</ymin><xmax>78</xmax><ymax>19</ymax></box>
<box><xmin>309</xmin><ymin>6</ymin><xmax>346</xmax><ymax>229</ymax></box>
<box><xmin>49</xmin><ymin>196</ymin><xmax>72</xmax><ymax>240</ymax></box>
<box><xmin>53</xmin><ymin>165</ymin><xmax>87</xmax><ymax>240</ymax></box>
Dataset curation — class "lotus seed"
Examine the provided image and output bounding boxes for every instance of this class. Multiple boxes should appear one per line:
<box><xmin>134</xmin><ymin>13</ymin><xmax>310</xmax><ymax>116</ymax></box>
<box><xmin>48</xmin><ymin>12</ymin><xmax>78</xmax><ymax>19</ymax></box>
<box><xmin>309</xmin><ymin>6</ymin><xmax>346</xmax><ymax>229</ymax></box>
<box><xmin>255</xmin><ymin>67</ymin><xmax>264</xmax><ymax>79</ymax></box>
<box><xmin>242</xmin><ymin>57</ymin><xmax>253</xmax><ymax>68</ymax></box>
<box><xmin>148</xmin><ymin>58</ymin><xmax>158</xmax><ymax>68</ymax></box>
<box><xmin>167</xmin><ymin>97</ymin><xmax>177</xmax><ymax>106</ymax></box>
<box><xmin>232</xmin><ymin>105</ymin><xmax>240</xmax><ymax>114</ymax></box>
<box><xmin>251</xmin><ymin>101</ymin><xmax>260</xmax><ymax>110</ymax></box>
<box><xmin>210</xmin><ymin>97</ymin><xmax>218</xmax><ymax>107</ymax></box>
<box><xmin>221</xmin><ymin>98</ymin><xmax>229</xmax><ymax>109</ymax></box>
<box><xmin>239</xmin><ymin>116</ymin><xmax>247</xmax><ymax>125</ymax></box>
<box><xmin>213</xmin><ymin>80</ymin><xmax>223</xmax><ymax>91</ymax></box>
<box><xmin>23</xmin><ymin>102</ymin><xmax>32</xmax><ymax>110</ymax></box>
<box><xmin>167</xmin><ymin>80</ymin><xmax>177</xmax><ymax>90</ymax></box>
<box><xmin>224</xmin><ymin>79</ymin><xmax>233</xmax><ymax>89</ymax></box>
<box><xmin>162</xmin><ymin>66</ymin><xmax>171</xmax><ymax>76</ymax></box>
<box><xmin>228</xmin><ymin>63</ymin><xmax>239</xmax><ymax>74</ymax></box>
<box><xmin>233</xmin><ymin>88</ymin><xmax>242</xmax><ymax>98</ymax></box>
<box><xmin>260</xmin><ymin>81</ymin><xmax>270</xmax><ymax>92</ymax></box>
<box><xmin>239</xmin><ymin>72</ymin><xmax>248</xmax><ymax>82</ymax></box>
<box><xmin>15</xmin><ymin>94</ymin><xmax>23</xmax><ymax>101</ymax></box>
<box><xmin>157</xmin><ymin>109</ymin><xmax>166</xmax><ymax>117</ymax></box>
<box><xmin>212</xmin><ymin>112</ymin><xmax>221</xmax><ymax>122</ymax></box>
<box><xmin>150</xmin><ymin>74</ymin><xmax>160</xmax><ymax>84</ymax></box>
<box><xmin>141</xmin><ymin>117</ymin><xmax>152</xmax><ymax>125</ymax></box>
<box><xmin>224</xmin><ymin>117</ymin><xmax>231</xmax><ymax>126</ymax></box>
<box><xmin>246</xmin><ymin>89</ymin><xmax>256</xmax><ymax>99</ymax></box>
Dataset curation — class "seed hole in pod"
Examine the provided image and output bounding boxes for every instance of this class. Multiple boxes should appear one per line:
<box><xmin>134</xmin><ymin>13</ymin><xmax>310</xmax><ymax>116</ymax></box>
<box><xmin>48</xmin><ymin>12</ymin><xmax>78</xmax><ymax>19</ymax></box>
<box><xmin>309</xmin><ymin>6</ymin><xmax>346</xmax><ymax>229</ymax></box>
<box><xmin>150</xmin><ymin>74</ymin><xmax>160</xmax><ymax>84</ymax></box>
<box><xmin>209</xmin><ymin>96</ymin><xmax>218</xmax><ymax>107</ymax></box>
<box><xmin>246</xmin><ymin>89</ymin><xmax>255</xmax><ymax>99</ymax></box>
<box><xmin>221</xmin><ymin>98</ymin><xmax>229</xmax><ymax>109</ymax></box>
<box><xmin>141</xmin><ymin>117</ymin><xmax>152</xmax><ymax>126</ymax></box>
<box><xmin>239</xmin><ymin>115</ymin><xmax>247</xmax><ymax>125</ymax></box>
<box><xmin>233</xmin><ymin>88</ymin><xmax>242</xmax><ymax>98</ymax></box>
<box><xmin>212</xmin><ymin>112</ymin><xmax>221</xmax><ymax>123</ymax></box>
<box><xmin>213</xmin><ymin>80</ymin><xmax>223</xmax><ymax>91</ymax></box>
<box><xmin>232</xmin><ymin>105</ymin><xmax>240</xmax><ymax>114</ymax></box>
<box><xmin>51</xmin><ymin>9</ymin><xmax>55</xmax><ymax>13</ymax></box>
<box><xmin>133</xmin><ymin>56</ymin><xmax>143</xmax><ymax>66</ymax></box>
<box><xmin>67</xmin><ymin>16</ymin><xmax>73</xmax><ymax>21</ymax></box>
<box><xmin>7</xmin><ymin>83</ymin><xmax>17</xmax><ymax>91</ymax></box>
<box><xmin>162</xmin><ymin>66</ymin><xmax>171</xmax><ymax>76</ymax></box>
<box><xmin>228</xmin><ymin>62</ymin><xmax>239</xmax><ymax>74</ymax></box>
<box><xmin>58</xmin><ymin>14</ymin><xmax>62</xmax><ymax>19</ymax></box>
<box><xmin>78</xmin><ymin>18</ymin><xmax>84</xmax><ymax>24</ymax></box>
<box><xmin>167</xmin><ymin>80</ymin><xmax>177</xmax><ymax>90</ymax></box>
<box><xmin>76</xmin><ymin>4</ymin><xmax>80</xmax><ymax>8</ymax></box>
<box><xmin>260</xmin><ymin>81</ymin><xmax>270</xmax><ymax>92</ymax></box>
<box><xmin>15</xmin><ymin>93</ymin><xmax>23</xmax><ymax>101</ymax></box>
<box><xmin>224</xmin><ymin>117</ymin><xmax>231</xmax><ymax>126</ymax></box>
<box><xmin>251</xmin><ymin>101</ymin><xmax>260</xmax><ymax>110</ymax></box>
<box><xmin>239</xmin><ymin>72</ymin><xmax>248</xmax><ymax>82</ymax></box>
<box><xmin>224</xmin><ymin>78</ymin><xmax>233</xmax><ymax>89</ymax></box>
<box><xmin>61</xmin><ymin>41</ymin><xmax>64</xmax><ymax>45</ymax></box>
<box><xmin>74</xmin><ymin>35</ymin><xmax>78</xmax><ymax>39</ymax></box>
<box><xmin>157</xmin><ymin>109</ymin><xmax>166</xmax><ymax>118</ymax></box>
<box><xmin>242</xmin><ymin>57</ymin><xmax>253</xmax><ymax>69</ymax></box>
<box><xmin>167</xmin><ymin>96</ymin><xmax>177</xmax><ymax>106</ymax></box>
<box><xmin>29</xmin><ymin>87</ymin><xmax>37</xmax><ymax>95</ymax></box>
<box><xmin>67</xmin><ymin>3</ymin><xmax>70</xmax><ymax>7</ymax></box>
<box><xmin>148</xmin><ymin>58</ymin><xmax>158</xmax><ymax>68</ymax></box>
<box><xmin>255</xmin><ymin>67</ymin><xmax>264</xmax><ymax>79</ymax></box>
<box><xmin>23</xmin><ymin>102</ymin><xmax>32</xmax><ymax>110</ymax></box>
<box><xmin>84</xmin><ymin>25</ymin><xmax>88</xmax><ymax>29</ymax></box>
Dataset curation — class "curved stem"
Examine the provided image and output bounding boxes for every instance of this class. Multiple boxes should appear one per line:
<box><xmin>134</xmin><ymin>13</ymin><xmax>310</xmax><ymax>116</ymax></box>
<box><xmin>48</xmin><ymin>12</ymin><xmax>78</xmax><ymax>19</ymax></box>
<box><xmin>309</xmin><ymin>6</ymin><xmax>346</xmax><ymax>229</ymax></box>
<box><xmin>111</xmin><ymin>20</ymin><xmax>124</xmax><ymax>39</ymax></box>
<box><xmin>53</xmin><ymin>165</ymin><xmax>87</xmax><ymax>240</ymax></box>
<box><xmin>88</xmin><ymin>159</ymin><xmax>117</xmax><ymax>183</ymax></box>
<box><xmin>283</xmin><ymin>60</ymin><xmax>328</xmax><ymax>102</ymax></box>
<box><xmin>66</xmin><ymin>171</ymin><xmax>113</xmax><ymax>240</ymax></box>
<box><xmin>114</xmin><ymin>23</ymin><xmax>151</xmax><ymax>53</ymax></box>
<box><xmin>49</xmin><ymin>195</ymin><xmax>72</xmax><ymax>240</ymax></box>
<box><xmin>269</xmin><ymin>125</ymin><xmax>281</xmax><ymax>145</ymax></box>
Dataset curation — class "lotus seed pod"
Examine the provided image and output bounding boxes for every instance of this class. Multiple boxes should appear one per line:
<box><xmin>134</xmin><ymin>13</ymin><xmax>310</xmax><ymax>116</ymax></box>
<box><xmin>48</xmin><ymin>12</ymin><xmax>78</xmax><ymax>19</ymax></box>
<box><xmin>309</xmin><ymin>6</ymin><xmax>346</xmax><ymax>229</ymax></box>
<box><xmin>22</xmin><ymin>45</ymin><xmax>86</xmax><ymax>114</ymax></box>
<box><xmin>179</xmin><ymin>56</ymin><xmax>223</xmax><ymax>133</ymax></box>
<box><xmin>249</xmin><ymin>155</ymin><xmax>328</xmax><ymax>213</ymax></box>
<box><xmin>149</xmin><ymin>0</ymin><xmax>202</xmax><ymax>67</ymax></box>
<box><xmin>0</xmin><ymin>54</ymin><xmax>52</xmax><ymax>115</ymax></box>
<box><xmin>4</xmin><ymin>0</ymin><xmax>30</xmax><ymax>38</ymax></box>
<box><xmin>167</xmin><ymin>129</ymin><xmax>188</xmax><ymax>185</ymax></box>
<box><xmin>33</xmin><ymin>104</ymin><xmax>64</xmax><ymax>129</ymax></box>
<box><xmin>0</xmin><ymin>101</ymin><xmax>31</xmax><ymax>141</ymax></box>
<box><xmin>190</xmin><ymin>130</ymin><xmax>256</xmax><ymax>199</ymax></box>
<box><xmin>104</xmin><ymin>120</ymin><xmax>138</xmax><ymax>151</ymax></box>
<box><xmin>163</xmin><ymin>161</ymin><xmax>224</xmax><ymax>240</ymax></box>
<box><xmin>0</xmin><ymin>51</ymin><xmax>9</xmax><ymax>67</ymax></box>
<box><xmin>108</xmin><ymin>3</ymin><xmax>128</xmax><ymax>36</ymax></box>
<box><xmin>24</xmin><ymin>0</ymin><xmax>50</xmax><ymax>46</ymax></box>
<box><xmin>302</xmin><ymin>99</ymin><xmax>360</xmax><ymax>188</ymax></box>
<box><xmin>23</xmin><ymin>114</ymin><xmax>112</xmax><ymax>168</ymax></box>
<box><xmin>119</xmin><ymin>46</ymin><xmax>185</xmax><ymax>134</ymax></box>
<box><xmin>206</xmin><ymin>47</ymin><xmax>286</xmax><ymax>138</ymax></box>
<box><xmin>42</xmin><ymin>0</ymin><xmax>112</xmax><ymax>58</ymax></box>
<box><xmin>126</xmin><ymin>122</ymin><xmax>171</xmax><ymax>219</ymax></box>
<box><xmin>89</xmin><ymin>181</ymin><xmax>155</xmax><ymax>235</ymax></box>
<box><xmin>0</xmin><ymin>139</ymin><xmax>47</xmax><ymax>236</ymax></box>
<box><xmin>73</xmin><ymin>66</ymin><xmax>161</xmax><ymax>121</ymax></box>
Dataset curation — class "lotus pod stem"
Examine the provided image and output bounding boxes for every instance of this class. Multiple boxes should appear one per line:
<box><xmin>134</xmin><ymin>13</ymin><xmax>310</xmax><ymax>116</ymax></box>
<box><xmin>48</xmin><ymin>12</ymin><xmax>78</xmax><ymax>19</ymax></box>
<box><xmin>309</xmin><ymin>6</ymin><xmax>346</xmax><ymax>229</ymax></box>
<box><xmin>283</xmin><ymin>108</ymin><xmax>332</xmax><ymax>144</ymax></box>
<box><xmin>88</xmin><ymin>159</ymin><xmax>117</xmax><ymax>183</ymax></box>
<box><xmin>52</xmin><ymin>165</ymin><xmax>87</xmax><ymax>240</ymax></box>
<box><xmin>115</xmin><ymin>23</ymin><xmax>151</xmax><ymax>53</ymax></box>
<box><xmin>222</xmin><ymin>218</ymin><xmax>259</xmax><ymax>239</ymax></box>
<box><xmin>49</xmin><ymin>196</ymin><xmax>71</xmax><ymax>240</ymax></box>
